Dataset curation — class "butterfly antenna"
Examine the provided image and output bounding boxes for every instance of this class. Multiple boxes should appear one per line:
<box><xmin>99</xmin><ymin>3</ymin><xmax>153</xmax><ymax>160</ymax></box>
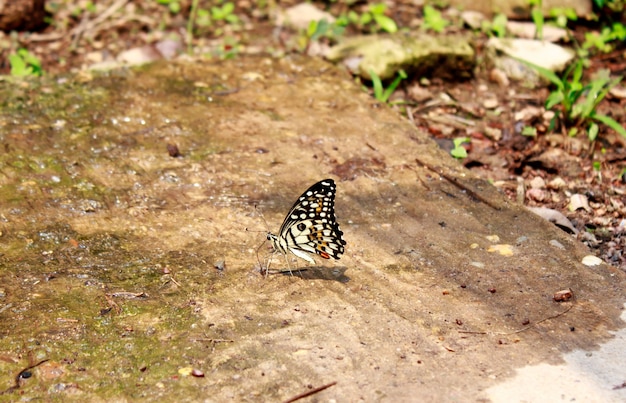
<box><xmin>254</xmin><ymin>204</ymin><xmax>271</xmax><ymax>230</ymax></box>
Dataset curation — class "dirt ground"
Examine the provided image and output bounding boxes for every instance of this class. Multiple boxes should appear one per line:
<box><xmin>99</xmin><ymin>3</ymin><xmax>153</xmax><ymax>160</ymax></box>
<box><xmin>0</xmin><ymin>57</ymin><xmax>625</xmax><ymax>401</ymax></box>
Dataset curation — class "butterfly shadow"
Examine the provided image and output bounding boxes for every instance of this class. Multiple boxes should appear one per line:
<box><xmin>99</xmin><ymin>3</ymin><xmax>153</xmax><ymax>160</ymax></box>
<box><xmin>276</xmin><ymin>266</ymin><xmax>350</xmax><ymax>283</ymax></box>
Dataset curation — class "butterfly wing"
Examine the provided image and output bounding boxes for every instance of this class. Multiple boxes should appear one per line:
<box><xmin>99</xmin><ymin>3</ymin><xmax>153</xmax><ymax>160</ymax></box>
<box><xmin>276</xmin><ymin>179</ymin><xmax>346</xmax><ymax>262</ymax></box>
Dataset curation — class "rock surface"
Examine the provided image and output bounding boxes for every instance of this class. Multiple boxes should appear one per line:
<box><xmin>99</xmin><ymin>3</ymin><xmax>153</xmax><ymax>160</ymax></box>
<box><xmin>327</xmin><ymin>32</ymin><xmax>475</xmax><ymax>80</ymax></box>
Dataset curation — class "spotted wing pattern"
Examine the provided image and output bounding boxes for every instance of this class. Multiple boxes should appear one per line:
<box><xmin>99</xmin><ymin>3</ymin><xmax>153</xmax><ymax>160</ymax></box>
<box><xmin>267</xmin><ymin>179</ymin><xmax>346</xmax><ymax>264</ymax></box>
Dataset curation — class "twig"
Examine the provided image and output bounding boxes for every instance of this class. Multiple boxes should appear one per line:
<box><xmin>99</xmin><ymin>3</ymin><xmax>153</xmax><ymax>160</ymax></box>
<box><xmin>71</xmin><ymin>0</ymin><xmax>129</xmax><ymax>47</ymax></box>
<box><xmin>0</xmin><ymin>303</ymin><xmax>13</xmax><ymax>315</ymax></box>
<box><xmin>415</xmin><ymin>157</ymin><xmax>502</xmax><ymax>210</ymax></box>
<box><xmin>108</xmin><ymin>291</ymin><xmax>148</xmax><ymax>299</ymax></box>
<box><xmin>459</xmin><ymin>304</ymin><xmax>575</xmax><ymax>336</ymax></box>
<box><xmin>406</xmin><ymin>106</ymin><xmax>415</xmax><ymax>125</ymax></box>
<box><xmin>283</xmin><ymin>381</ymin><xmax>337</xmax><ymax>403</ymax></box>
<box><xmin>193</xmin><ymin>338</ymin><xmax>234</xmax><ymax>344</ymax></box>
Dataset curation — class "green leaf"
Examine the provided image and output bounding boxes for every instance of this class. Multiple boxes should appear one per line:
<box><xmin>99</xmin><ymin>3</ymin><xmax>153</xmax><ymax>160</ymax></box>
<box><xmin>545</xmin><ymin>92</ymin><xmax>564</xmax><ymax>109</ymax></box>
<box><xmin>547</xmin><ymin>111</ymin><xmax>559</xmax><ymax>132</ymax></box>
<box><xmin>309</xmin><ymin>19</ymin><xmax>330</xmax><ymax>41</ymax></box>
<box><xmin>521</xmin><ymin>126</ymin><xmax>537</xmax><ymax>136</ymax></box>
<box><xmin>453</xmin><ymin>137</ymin><xmax>471</xmax><ymax>148</ymax></box>
<box><xmin>592</xmin><ymin>160</ymin><xmax>601</xmax><ymax>171</ymax></box>
<box><xmin>196</xmin><ymin>9</ymin><xmax>211</xmax><ymax>26</ymax></box>
<box><xmin>369</xmin><ymin>3</ymin><xmax>387</xmax><ymax>15</ymax></box>
<box><xmin>211</xmin><ymin>6</ymin><xmax>221</xmax><ymax>19</ymax></box>
<box><xmin>382</xmin><ymin>69</ymin><xmax>407</xmax><ymax>101</ymax></box>
<box><xmin>307</xmin><ymin>20</ymin><xmax>318</xmax><ymax>38</ymax></box>
<box><xmin>10</xmin><ymin>49</ymin><xmax>42</xmax><ymax>76</ymax></box>
<box><xmin>360</xmin><ymin>13</ymin><xmax>372</xmax><ymax>26</ymax></box>
<box><xmin>571</xmin><ymin>60</ymin><xmax>584</xmax><ymax>85</ymax></box>
<box><xmin>222</xmin><ymin>2</ymin><xmax>234</xmax><ymax>14</ymax></box>
<box><xmin>516</xmin><ymin>57</ymin><xmax>563</xmax><ymax>88</ymax></box>
<box><xmin>451</xmin><ymin>147</ymin><xmax>467</xmax><ymax>159</ymax></box>
<box><xmin>422</xmin><ymin>5</ymin><xmax>449</xmax><ymax>33</ymax></box>
<box><xmin>335</xmin><ymin>15</ymin><xmax>348</xmax><ymax>27</ymax></box>
<box><xmin>373</xmin><ymin>15</ymin><xmax>398</xmax><ymax>33</ymax></box>
<box><xmin>491</xmin><ymin>14</ymin><xmax>507</xmax><ymax>37</ymax></box>
<box><xmin>452</xmin><ymin>137</ymin><xmax>471</xmax><ymax>158</ymax></box>
<box><xmin>332</xmin><ymin>24</ymin><xmax>346</xmax><ymax>37</ymax></box>
<box><xmin>169</xmin><ymin>1</ymin><xmax>181</xmax><ymax>13</ymax></box>
<box><xmin>19</xmin><ymin>49</ymin><xmax>41</xmax><ymax>70</ymax></box>
<box><xmin>588</xmin><ymin>122</ymin><xmax>599</xmax><ymax>141</ymax></box>
<box><xmin>592</xmin><ymin>114</ymin><xmax>626</xmax><ymax>138</ymax></box>
<box><xmin>531</xmin><ymin>8</ymin><xmax>544</xmax><ymax>39</ymax></box>
<box><xmin>347</xmin><ymin>11</ymin><xmax>359</xmax><ymax>24</ymax></box>
<box><xmin>9</xmin><ymin>53</ymin><xmax>28</xmax><ymax>76</ymax></box>
<box><xmin>369</xmin><ymin>69</ymin><xmax>384</xmax><ymax>102</ymax></box>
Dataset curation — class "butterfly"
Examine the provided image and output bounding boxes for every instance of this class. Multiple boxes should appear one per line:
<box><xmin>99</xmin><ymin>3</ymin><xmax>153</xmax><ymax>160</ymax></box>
<box><xmin>266</xmin><ymin>179</ymin><xmax>346</xmax><ymax>266</ymax></box>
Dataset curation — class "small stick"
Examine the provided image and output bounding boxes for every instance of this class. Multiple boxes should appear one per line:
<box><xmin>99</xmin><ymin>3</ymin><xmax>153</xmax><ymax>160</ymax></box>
<box><xmin>459</xmin><ymin>304</ymin><xmax>575</xmax><ymax>336</ymax></box>
<box><xmin>415</xmin><ymin>157</ymin><xmax>502</xmax><ymax>210</ymax></box>
<box><xmin>193</xmin><ymin>338</ymin><xmax>234</xmax><ymax>344</ymax></box>
<box><xmin>283</xmin><ymin>381</ymin><xmax>337</xmax><ymax>403</ymax></box>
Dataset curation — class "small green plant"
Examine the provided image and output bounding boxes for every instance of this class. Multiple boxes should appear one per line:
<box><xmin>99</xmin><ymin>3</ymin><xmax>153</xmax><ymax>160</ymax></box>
<box><xmin>157</xmin><ymin>0</ymin><xmax>181</xmax><ymax>13</ymax></box>
<box><xmin>528</xmin><ymin>0</ymin><xmax>544</xmax><ymax>40</ymax></box>
<box><xmin>522</xmin><ymin>126</ymin><xmax>537</xmax><ymax>136</ymax></box>
<box><xmin>451</xmin><ymin>137</ymin><xmax>470</xmax><ymax>159</ymax></box>
<box><xmin>9</xmin><ymin>49</ymin><xmax>43</xmax><ymax>77</ymax></box>
<box><xmin>298</xmin><ymin>18</ymin><xmax>347</xmax><ymax>53</ymax></box>
<box><xmin>71</xmin><ymin>0</ymin><xmax>96</xmax><ymax>17</ymax></box>
<box><xmin>548</xmin><ymin>7</ymin><xmax>577</xmax><ymax>28</ymax></box>
<box><xmin>422</xmin><ymin>5</ymin><xmax>450</xmax><ymax>33</ymax></box>
<box><xmin>593</xmin><ymin>0</ymin><xmax>625</xmax><ymax>13</ymax></box>
<box><xmin>344</xmin><ymin>3</ymin><xmax>397</xmax><ymax>33</ymax></box>
<box><xmin>481</xmin><ymin>13</ymin><xmax>508</xmax><ymax>38</ymax></box>
<box><xmin>369</xmin><ymin>69</ymin><xmax>407</xmax><ymax>103</ymax></box>
<box><xmin>592</xmin><ymin>160</ymin><xmax>603</xmax><ymax>181</ymax></box>
<box><xmin>210</xmin><ymin>1</ymin><xmax>238</xmax><ymax>23</ymax></box>
<box><xmin>519</xmin><ymin>58</ymin><xmax>626</xmax><ymax>140</ymax></box>
<box><xmin>182</xmin><ymin>0</ymin><xmax>241</xmax><ymax>53</ymax></box>
<box><xmin>582</xmin><ymin>22</ymin><xmax>626</xmax><ymax>53</ymax></box>
<box><xmin>306</xmin><ymin>19</ymin><xmax>346</xmax><ymax>42</ymax></box>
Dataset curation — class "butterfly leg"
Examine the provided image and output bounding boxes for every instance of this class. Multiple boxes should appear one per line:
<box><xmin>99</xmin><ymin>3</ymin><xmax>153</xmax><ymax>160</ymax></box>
<box><xmin>262</xmin><ymin>252</ymin><xmax>274</xmax><ymax>277</ymax></box>
<box><xmin>267</xmin><ymin>252</ymin><xmax>301</xmax><ymax>277</ymax></box>
<box><xmin>282</xmin><ymin>253</ymin><xmax>294</xmax><ymax>277</ymax></box>
<box><xmin>260</xmin><ymin>252</ymin><xmax>291</xmax><ymax>277</ymax></box>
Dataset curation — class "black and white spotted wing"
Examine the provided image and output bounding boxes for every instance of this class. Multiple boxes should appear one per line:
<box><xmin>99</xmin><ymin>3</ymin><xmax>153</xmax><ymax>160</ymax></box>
<box><xmin>267</xmin><ymin>179</ymin><xmax>346</xmax><ymax>264</ymax></box>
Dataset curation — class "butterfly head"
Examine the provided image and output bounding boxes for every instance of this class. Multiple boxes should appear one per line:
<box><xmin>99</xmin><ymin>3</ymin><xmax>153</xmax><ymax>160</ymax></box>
<box><xmin>266</xmin><ymin>231</ymin><xmax>287</xmax><ymax>255</ymax></box>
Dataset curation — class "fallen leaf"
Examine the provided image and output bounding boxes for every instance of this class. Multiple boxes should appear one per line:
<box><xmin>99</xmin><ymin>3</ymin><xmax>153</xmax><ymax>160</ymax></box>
<box><xmin>568</xmin><ymin>194</ymin><xmax>591</xmax><ymax>212</ymax></box>
<box><xmin>527</xmin><ymin>206</ymin><xmax>578</xmax><ymax>234</ymax></box>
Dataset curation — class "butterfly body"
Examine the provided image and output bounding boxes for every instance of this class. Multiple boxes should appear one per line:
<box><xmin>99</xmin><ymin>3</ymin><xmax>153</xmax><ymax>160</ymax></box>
<box><xmin>267</xmin><ymin>179</ymin><xmax>346</xmax><ymax>265</ymax></box>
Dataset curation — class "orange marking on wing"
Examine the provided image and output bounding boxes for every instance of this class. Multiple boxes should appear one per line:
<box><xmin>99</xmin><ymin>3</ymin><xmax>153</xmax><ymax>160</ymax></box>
<box><xmin>319</xmin><ymin>251</ymin><xmax>330</xmax><ymax>259</ymax></box>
